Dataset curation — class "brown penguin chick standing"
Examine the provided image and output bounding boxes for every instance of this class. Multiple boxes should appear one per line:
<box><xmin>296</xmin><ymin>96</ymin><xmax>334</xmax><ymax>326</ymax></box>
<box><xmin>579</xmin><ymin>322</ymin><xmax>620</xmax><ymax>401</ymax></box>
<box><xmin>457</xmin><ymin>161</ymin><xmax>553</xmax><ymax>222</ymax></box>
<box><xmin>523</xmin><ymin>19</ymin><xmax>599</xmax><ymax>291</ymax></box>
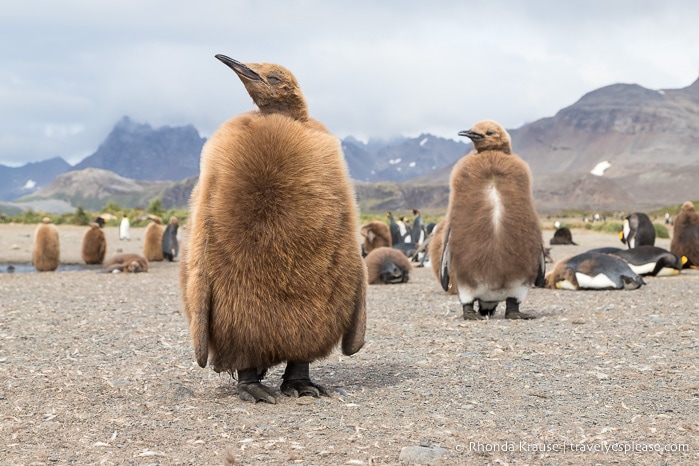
<box><xmin>32</xmin><ymin>217</ymin><xmax>60</xmax><ymax>272</ymax></box>
<box><xmin>671</xmin><ymin>201</ymin><xmax>699</xmax><ymax>268</ymax></box>
<box><xmin>360</xmin><ymin>220</ymin><xmax>392</xmax><ymax>256</ymax></box>
<box><xmin>180</xmin><ymin>55</ymin><xmax>367</xmax><ymax>404</ymax></box>
<box><xmin>143</xmin><ymin>220</ymin><xmax>164</xmax><ymax>262</ymax></box>
<box><xmin>440</xmin><ymin>120</ymin><xmax>545</xmax><ymax>320</ymax></box>
<box><xmin>102</xmin><ymin>253</ymin><xmax>148</xmax><ymax>273</ymax></box>
<box><xmin>81</xmin><ymin>222</ymin><xmax>107</xmax><ymax>264</ymax></box>
<box><xmin>364</xmin><ymin>246</ymin><xmax>411</xmax><ymax>284</ymax></box>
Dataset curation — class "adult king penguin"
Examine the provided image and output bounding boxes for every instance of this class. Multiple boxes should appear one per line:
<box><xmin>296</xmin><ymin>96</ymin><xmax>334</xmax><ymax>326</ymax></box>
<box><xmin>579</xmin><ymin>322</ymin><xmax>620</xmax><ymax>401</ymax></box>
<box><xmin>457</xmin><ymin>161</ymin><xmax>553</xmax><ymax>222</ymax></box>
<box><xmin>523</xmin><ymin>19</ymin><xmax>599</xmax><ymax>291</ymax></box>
<box><xmin>180</xmin><ymin>55</ymin><xmax>367</xmax><ymax>404</ymax></box>
<box><xmin>440</xmin><ymin>120</ymin><xmax>545</xmax><ymax>320</ymax></box>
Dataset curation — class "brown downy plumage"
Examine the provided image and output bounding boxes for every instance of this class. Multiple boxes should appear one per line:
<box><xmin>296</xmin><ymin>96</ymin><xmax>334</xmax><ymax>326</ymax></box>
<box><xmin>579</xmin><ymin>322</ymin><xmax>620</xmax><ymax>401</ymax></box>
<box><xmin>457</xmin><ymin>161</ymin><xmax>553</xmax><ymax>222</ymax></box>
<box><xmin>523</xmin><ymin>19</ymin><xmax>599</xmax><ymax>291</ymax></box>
<box><xmin>32</xmin><ymin>217</ymin><xmax>60</xmax><ymax>272</ymax></box>
<box><xmin>671</xmin><ymin>201</ymin><xmax>699</xmax><ymax>268</ymax></box>
<box><xmin>143</xmin><ymin>221</ymin><xmax>164</xmax><ymax>261</ymax></box>
<box><xmin>365</xmin><ymin>246</ymin><xmax>411</xmax><ymax>284</ymax></box>
<box><xmin>180</xmin><ymin>55</ymin><xmax>367</xmax><ymax>404</ymax></box>
<box><xmin>360</xmin><ymin>220</ymin><xmax>392</xmax><ymax>255</ymax></box>
<box><xmin>81</xmin><ymin>222</ymin><xmax>107</xmax><ymax>264</ymax></box>
<box><xmin>440</xmin><ymin>120</ymin><xmax>544</xmax><ymax>320</ymax></box>
<box><xmin>102</xmin><ymin>253</ymin><xmax>148</xmax><ymax>273</ymax></box>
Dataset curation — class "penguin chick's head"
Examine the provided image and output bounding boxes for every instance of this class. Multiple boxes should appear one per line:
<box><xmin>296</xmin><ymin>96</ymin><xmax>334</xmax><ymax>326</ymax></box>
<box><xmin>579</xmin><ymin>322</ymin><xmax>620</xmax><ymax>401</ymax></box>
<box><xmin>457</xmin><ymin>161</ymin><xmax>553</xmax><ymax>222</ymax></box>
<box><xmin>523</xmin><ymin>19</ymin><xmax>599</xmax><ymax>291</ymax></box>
<box><xmin>458</xmin><ymin>120</ymin><xmax>512</xmax><ymax>154</ymax></box>
<box><xmin>215</xmin><ymin>54</ymin><xmax>308</xmax><ymax>121</ymax></box>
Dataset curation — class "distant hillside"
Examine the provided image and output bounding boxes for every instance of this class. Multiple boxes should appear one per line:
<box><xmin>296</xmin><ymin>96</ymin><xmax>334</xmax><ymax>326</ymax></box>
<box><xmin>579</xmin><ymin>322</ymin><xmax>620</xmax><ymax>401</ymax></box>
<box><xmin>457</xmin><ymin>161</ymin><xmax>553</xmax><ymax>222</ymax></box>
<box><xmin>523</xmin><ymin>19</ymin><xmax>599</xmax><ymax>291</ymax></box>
<box><xmin>18</xmin><ymin>168</ymin><xmax>173</xmax><ymax>211</ymax></box>
<box><xmin>510</xmin><ymin>78</ymin><xmax>699</xmax><ymax>176</ymax></box>
<box><xmin>72</xmin><ymin>116</ymin><xmax>205</xmax><ymax>181</ymax></box>
<box><xmin>0</xmin><ymin>157</ymin><xmax>71</xmax><ymax>201</ymax></box>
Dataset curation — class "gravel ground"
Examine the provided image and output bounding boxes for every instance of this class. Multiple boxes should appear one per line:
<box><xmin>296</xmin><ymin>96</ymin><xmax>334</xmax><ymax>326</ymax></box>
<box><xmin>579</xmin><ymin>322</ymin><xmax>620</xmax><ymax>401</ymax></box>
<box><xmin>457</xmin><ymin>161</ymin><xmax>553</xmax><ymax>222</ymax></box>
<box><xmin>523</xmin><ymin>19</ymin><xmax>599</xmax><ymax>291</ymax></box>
<box><xmin>1</xmin><ymin>224</ymin><xmax>698</xmax><ymax>465</ymax></box>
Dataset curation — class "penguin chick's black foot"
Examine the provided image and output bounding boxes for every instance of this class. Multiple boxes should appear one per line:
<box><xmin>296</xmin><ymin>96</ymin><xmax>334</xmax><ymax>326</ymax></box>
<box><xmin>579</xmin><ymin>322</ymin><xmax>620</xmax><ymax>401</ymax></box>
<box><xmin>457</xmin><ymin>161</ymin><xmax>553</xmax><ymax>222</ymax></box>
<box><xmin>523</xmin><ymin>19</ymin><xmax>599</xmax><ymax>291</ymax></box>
<box><xmin>504</xmin><ymin>297</ymin><xmax>535</xmax><ymax>320</ymax></box>
<box><xmin>281</xmin><ymin>362</ymin><xmax>330</xmax><ymax>398</ymax></box>
<box><xmin>462</xmin><ymin>302</ymin><xmax>486</xmax><ymax>320</ymax></box>
<box><xmin>237</xmin><ymin>368</ymin><xmax>277</xmax><ymax>404</ymax></box>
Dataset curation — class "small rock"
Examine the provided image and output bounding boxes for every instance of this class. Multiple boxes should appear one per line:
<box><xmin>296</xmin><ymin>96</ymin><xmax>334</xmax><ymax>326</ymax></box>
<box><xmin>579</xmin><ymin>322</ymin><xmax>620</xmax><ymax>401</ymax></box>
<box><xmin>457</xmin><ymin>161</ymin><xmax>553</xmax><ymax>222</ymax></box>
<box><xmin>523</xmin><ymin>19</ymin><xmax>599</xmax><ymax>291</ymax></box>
<box><xmin>399</xmin><ymin>445</ymin><xmax>448</xmax><ymax>464</ymax></box>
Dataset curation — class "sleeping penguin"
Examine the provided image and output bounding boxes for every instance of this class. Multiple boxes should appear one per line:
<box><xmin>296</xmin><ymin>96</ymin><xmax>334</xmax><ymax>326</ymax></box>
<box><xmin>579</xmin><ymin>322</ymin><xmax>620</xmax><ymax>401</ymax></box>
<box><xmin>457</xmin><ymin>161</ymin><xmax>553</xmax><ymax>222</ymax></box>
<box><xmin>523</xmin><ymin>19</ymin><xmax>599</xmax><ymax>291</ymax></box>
<box><xmin>588</xmin><ymin>246</ymin><xmax>685</xmax><ymax>277</ymax></box>
<box><xmin>545</xmin><ymin>251</ymin><xmax>645</xmax><ymax>290</ymax></box>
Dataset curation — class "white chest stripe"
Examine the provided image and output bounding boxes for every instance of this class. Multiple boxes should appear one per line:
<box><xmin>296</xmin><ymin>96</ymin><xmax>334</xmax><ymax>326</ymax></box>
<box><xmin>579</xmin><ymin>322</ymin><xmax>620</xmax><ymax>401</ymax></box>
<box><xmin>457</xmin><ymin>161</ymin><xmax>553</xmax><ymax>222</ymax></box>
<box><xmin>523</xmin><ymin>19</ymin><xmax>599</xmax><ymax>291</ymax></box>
<box><xmin>488</xmin><ymin>185</ymin><xmax>503</xmax><ymax>232</ymax></box>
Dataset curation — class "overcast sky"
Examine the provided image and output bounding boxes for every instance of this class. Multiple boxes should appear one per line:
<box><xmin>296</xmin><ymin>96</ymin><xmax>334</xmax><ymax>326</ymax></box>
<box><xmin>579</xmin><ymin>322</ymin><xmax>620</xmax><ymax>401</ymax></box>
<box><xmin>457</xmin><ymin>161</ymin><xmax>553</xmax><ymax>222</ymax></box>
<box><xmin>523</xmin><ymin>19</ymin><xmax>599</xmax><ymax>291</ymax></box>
<box><xmin>1</xmin><ymin>0</ymin><xmax>698</xmax><ymax>166</ymax></box>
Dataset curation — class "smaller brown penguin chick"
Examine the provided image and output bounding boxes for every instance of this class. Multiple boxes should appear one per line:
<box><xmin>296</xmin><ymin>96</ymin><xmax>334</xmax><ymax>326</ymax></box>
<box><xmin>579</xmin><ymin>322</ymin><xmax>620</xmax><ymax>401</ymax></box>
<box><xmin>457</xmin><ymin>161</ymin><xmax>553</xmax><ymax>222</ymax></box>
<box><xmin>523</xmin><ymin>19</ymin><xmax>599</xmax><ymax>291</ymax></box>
<box><xmin>360</xmin><ymin>221</ymin><xmax>392</xmax><ymax>256</ymax></box>
<box><xmin>81</xmin><ymin>222</ymin><xmax>107</xmax><ymax>265</ymax></box>
<box><xmin>671</xmin><ymin>201</ymin><xmax>699</xmax><ymax>268</ymax></box>
<box><xmin>365</xmin><ymin>247</ymin><xmax>412</xmax><ymax>284</ymax></box>
<box><xmin>32</xmin><ymin>217</ymin><xmax>60</xmax><ymax>272</ymax></box>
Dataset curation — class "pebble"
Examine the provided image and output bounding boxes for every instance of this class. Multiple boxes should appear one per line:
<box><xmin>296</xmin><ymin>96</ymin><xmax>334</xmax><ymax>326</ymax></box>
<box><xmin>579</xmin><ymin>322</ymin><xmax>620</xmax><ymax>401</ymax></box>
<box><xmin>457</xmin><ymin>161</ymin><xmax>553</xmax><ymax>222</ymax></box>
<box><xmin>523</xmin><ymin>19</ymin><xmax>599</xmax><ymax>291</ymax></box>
<box><xmin>399</xmin><ymin>445</ymin><xmax>448</xmax><ymax>464</ymax></box>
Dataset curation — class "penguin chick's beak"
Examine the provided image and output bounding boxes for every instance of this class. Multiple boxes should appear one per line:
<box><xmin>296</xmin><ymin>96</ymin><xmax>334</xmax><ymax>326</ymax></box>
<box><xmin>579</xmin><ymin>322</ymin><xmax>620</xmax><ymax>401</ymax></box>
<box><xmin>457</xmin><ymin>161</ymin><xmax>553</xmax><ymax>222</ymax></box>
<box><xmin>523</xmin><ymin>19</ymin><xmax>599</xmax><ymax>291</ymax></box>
<box><xmin>458</xmin><ymin>129</ymin><xmax>483</xmax><ymax>140</ymax></box>
<box><xmin>215</xmin><ymin>54</ymin><xmax>264</xmax><ymax>83</ymax></box>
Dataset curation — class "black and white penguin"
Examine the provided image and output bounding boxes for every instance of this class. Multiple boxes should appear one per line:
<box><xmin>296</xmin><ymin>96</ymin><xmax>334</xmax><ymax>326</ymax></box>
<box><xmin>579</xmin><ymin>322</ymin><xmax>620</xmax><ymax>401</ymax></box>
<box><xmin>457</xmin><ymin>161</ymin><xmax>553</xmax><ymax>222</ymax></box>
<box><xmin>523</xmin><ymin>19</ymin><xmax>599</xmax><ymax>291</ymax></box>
<box><xmin>545</xmin><ymin>252</ymin><xmax>645</xmax><ymax>290</ymax></box>
<box><xmin>589</xmin><ymin>246</ymin><xmax>685</xmax><ymax>277</ymax></box>
<box><xmin>620</xmin><ymin>212</ymin><xmax>655</xmax><ymax>249</ymax></box>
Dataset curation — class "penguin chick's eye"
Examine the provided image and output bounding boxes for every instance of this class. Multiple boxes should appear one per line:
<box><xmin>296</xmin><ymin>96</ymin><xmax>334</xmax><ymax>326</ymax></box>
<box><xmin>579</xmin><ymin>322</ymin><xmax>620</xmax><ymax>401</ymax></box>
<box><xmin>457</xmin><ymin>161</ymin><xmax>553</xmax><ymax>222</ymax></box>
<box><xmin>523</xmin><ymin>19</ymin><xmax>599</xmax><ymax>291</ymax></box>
<box><xmin>267</xmin><ymin>74</ymin><xmax>282</xmax><ymax>84</ymax></box>
<box><xmin>485</xmin><ymin>131</ymin><xmax>495</xmax><ymax>136</ymax></box>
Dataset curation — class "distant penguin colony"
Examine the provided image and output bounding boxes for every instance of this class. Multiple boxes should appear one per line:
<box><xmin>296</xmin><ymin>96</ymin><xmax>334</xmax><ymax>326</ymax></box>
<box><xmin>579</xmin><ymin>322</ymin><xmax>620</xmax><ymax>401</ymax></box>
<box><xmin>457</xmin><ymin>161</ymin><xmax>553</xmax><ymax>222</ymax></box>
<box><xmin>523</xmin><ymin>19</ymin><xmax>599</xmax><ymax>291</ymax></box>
<box><xmin>439</xmin><ymin>120</ymin><xmax>545</xmax><ymax>320</ymax></box>
<box><xmin>364</xmin><ymin>246</ymin><xmax>412</xmax><ymax>284</ymax></box>
<box><xmin>180</xmin><ymin>54</ymin><xmax>367</xmax><ymax>404</ymax></box>
<box><xmin>359</xmin><ymin>220</ymin><xmax>392</xmax><ymax>256</ymax></box>
<box><xmin>670</xmin><ymin>201</ymin><xmax>699</xmax><ymax>268</ymax></box>
<box><xmin>32</xmin><ymin>217</ymin><xmax>60</xmax><ymax>272</ymax></box>
<box><xmin>81</xmin><ymin>222</ymin><xmax>107</xmax><ymax>265</ymax></box>
<box><xmin>545</xmin><ymin>252</ymin><xmax>645</xmax><ymax>290</ymax></box>
<box><xmin>143</xmin><ymin>218</ymin><xmax>164</xmax><ymax>262</ymax></box>
<box><xmin>620</xmin><ymin>212</ymin><xmax>655</xmax><ymax>249</ymax></box>
<box><xmin>119</xmin><ymin>214</ymin><xmax>130</xmax><ymax>240</ymax></box>
<box><xmin>102</xmin><ymin>253</ymin><xmax>148</xmax><ymax>273</ymax></box>
<box><xmin>550</xmin><ymin>227</ymin><xmax>577</xmax><ymax>245</ymax></box>
<box><xmin>161</xmin><ymin>216</ymin><xmax>180</xmax><ymax>262</ymax></box>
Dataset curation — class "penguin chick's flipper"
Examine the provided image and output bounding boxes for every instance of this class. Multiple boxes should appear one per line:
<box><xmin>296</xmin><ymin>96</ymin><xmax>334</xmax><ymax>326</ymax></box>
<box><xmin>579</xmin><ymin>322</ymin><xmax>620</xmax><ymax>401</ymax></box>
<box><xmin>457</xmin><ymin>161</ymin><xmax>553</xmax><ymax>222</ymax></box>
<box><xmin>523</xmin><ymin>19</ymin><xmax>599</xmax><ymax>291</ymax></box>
<box><xmin>280</xmin><ymin>362</ymin><xmax>330</xmax><ymax>398</ymax></box>
<box><xmin>463</xmin><ymin>302</ymin><xmax>486</xmax><ymax>320</ymax></box>
<box><xmin>237</xmin><ymin>368</ymin><xmax>277</xmax><ymax>404</ymax></box>
<box><xmin>535</xmin><ymin>248</ymin><xmax>547</xmax><ymax>288</ymax></box>
<box><xmin>439</xmin><ymin>226</ymin><xmax>452</xmax><ymax>292</ymax></box>
<box><xmin>505</xmin><ymin>297</ymin><xmax>535</xmax><ymax>320</ymax></box>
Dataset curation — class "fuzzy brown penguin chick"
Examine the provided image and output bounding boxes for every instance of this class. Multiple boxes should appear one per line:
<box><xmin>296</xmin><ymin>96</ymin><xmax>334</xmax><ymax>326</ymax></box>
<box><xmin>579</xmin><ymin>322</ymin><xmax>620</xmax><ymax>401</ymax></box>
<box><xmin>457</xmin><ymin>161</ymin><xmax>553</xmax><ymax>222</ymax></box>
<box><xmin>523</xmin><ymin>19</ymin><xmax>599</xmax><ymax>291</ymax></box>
<box><xmin>143</xmin><ymin>220</ymin><xmax>164</xmax><ymax>261</ymax></box>
<box><xmin>81</xmin><ymin>222</ymin><xmax>107</xmax><ymax>264</ymax></box>
<box><xmin>32</xmin><ymin>217</ymin><xmax>60</xmax><ymax>272</ymax></box>
<box><xmin>441</xmin><ymin>120</ymin><xmax>545</xmax><ymax>320</ymax></box>
<box><xmin>360</xmin><ymin>220</ymin><xmax>392</xmax><ymax>256</ymax></box>
<box><xmin>365</xmin><ymin>247</ymin><xmax>412</xmax><ymax>284</ymax></box>
<box><xmin>671</xmin><ymin>201</ymin><xmax>699</xmax><ymax>268</ymax></box>
<box><xmin>102</xmin><ymin>253</ymin><xmax>148</xmax><ymax>273</ymax></box>
<box><xmin>181</xmin><ymin>55</ymin><xmax>367</xmax><ymax>404</ymax></box>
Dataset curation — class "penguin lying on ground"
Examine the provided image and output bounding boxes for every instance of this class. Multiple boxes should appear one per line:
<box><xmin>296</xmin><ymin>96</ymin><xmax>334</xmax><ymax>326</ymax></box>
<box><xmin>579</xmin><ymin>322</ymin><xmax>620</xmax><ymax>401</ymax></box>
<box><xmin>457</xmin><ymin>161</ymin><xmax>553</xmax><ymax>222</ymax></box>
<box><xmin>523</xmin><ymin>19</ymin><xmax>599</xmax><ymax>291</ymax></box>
<box><xmin>102</xmin><ymin>253</ymin><xmax>148</xmax><ymax>273</ymax></box>
<box><xmin>545</xmin><ymin>251</ymin><xmax>645</xmax><ymax>290</ymax></box>
<box><xmin>550</xmin><ymin>227</ymin><xmax>577</xmax><ymax>245</ymax></box>
<box><xmin>620</xmin><ymin>212</ymin><xmax>655</xmax><ymax>248</ymax></box>
<box><xmin>364</xmin><ymin>247</ymin><xmax>411</xmax><ymax>284</ymax></box>
<box><xmin>588</xmin><ymin>246</ymin><xmax>685</xmax><ymax>277</ymax></box>
<box><xmin>440</xmin><ymin>120</ymin><xmax>545</xmax><ymax>319</ymax></box>
<box><xmin>671</xmin><ymin>201</ymin><xmax>699</xmax><ymax>268</ymax></box>
<box><xmin>180</xmin><ymin>55</ymin><xmax>367</xmax><ymax>404</ymax></box>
